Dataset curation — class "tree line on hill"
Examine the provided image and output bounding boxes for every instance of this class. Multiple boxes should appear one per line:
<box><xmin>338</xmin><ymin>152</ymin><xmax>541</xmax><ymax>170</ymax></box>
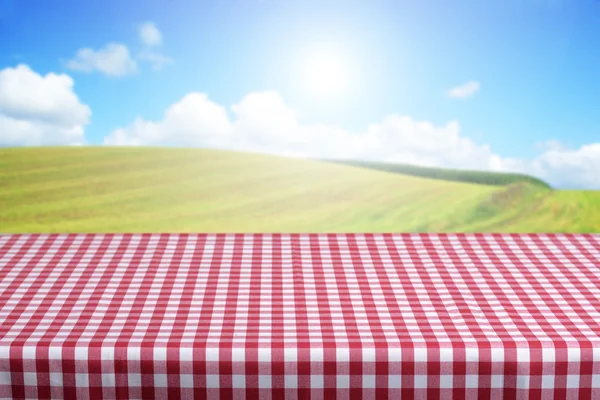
<box><xmin>323</xmin><ymin>159</ymin><xmax>552</xmax><ymax>189</ymax></box>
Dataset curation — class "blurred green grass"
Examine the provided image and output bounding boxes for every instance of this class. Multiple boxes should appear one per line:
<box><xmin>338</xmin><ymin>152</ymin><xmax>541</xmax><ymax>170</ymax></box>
<box><xmin>0</xmin><ymin>147</ymin><xmax>598</xmax><ymax>232</ymax></box>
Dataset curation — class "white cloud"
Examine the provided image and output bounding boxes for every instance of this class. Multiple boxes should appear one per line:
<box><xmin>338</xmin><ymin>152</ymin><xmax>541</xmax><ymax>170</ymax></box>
<box><xmin>104</xmin><ymin>90</ymin><xmax>600</xmax><ymax>189</ymax></box>
<box><xmin>105</xmin><ymin>93</ymin><xmax>231</xmax><ymax>147</ymax></box>
<box><xmin>447</xmin><ymin>81</ymin><xmax>481</xmax><ymax>99</ymax></box>
<box><xmin>65</xmin><ymin>22</ymin><xmax>170</xmax><ymax>75</ymax></box>
<box><xmin>137</xmin><ymin>50</ymin><xmax>173</xmax><ymax>71</ymax></box>
<box><xmin>66</xmin><ymin>43</ymin><xmax>137</xmax><ymax>77</ymax></box>
<box><xmin>0</xmin><ymin>64</ymin><xmax>90</xmax><ymax>145</ymax></box>
<box><xmin>535</xmin><ymin>139</ymin><xmax>567</xmax><ymax>152</ymax></box>
<box><xmin>139</xmin><ymin>22</ymin><xmax>162</xmax><ymax>47</ymax></box>
<box><xmin>136</xmin><ymin>22</ymin><xmax>173</xmax><ymax>71</ymax></box>
<box><xmin>530</xmin><ymin>143</ymin><xmax>600</xmax><ymax>189</ymax></box>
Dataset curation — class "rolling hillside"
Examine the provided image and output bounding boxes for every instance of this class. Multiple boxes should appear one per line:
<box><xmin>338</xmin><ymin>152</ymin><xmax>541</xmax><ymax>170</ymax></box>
<box><xmin>0</xmin><ymin>147</ymin><xmax>598</xmax><ymax>233</ymax></box>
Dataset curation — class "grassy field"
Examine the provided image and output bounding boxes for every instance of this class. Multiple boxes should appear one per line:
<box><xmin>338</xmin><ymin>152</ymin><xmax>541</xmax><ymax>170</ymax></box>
<box><xmin>0</xmin><ymin>147</ymin><xmax>598</xmax><ymax>232</ymax></box>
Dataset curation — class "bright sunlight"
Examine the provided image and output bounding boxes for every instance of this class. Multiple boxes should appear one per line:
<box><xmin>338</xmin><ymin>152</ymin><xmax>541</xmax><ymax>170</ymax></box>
<box><xmin>298</xmin><ymin>43</ymin><xmax>351</xmax><ymax>101</ymax></box>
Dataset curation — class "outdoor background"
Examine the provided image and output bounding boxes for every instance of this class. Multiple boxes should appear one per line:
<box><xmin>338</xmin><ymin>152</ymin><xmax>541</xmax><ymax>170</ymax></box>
<box><xmin>1</xmin><ymin>0</ymin><xmax>599</xmax><ymax>233</ymax></box>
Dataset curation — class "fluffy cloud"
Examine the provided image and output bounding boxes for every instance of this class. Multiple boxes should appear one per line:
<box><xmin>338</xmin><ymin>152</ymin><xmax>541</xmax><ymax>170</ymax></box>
<box><xmin>66</xmin><ymin>43</ymin><xmax>137</xmax><ymax>77</ymax></box>
<box><xmin>104</xmin><ymin>90</ymin><xmax>600</xmax><ymax>189</ymax></box>
<box><xmin>105</xmin><ymin>93</ymin><xmax>231</xmax><ymax>146</ymax></box>
<box><xmin>137</xmin><ymin>50</ymin><xmax>173</xmax><ymax>71</ymax></box>
<box><xmin>535</xmin><ymin>139</ymin><xmax>567</xmax><ymax>152</ymax></box>
<box><xmin>531</xmin><ymin>143</ymin><xmax>600</xmax><ymax>189</ymax></box>
<box><xmin>104</xmin><ymin>91</ymin><xmax>496</xmax><ymax>167</ymax></box>
<box><xmin>136</xmin><ymin>22</ymin><xmax>173</xmax><ymax>71</ymax></box>
<box><xmin>0</xmin><ymin>65</ymin><xmax>90</xmax><ymax>145</ymax></box>
<box><xmin>139</xmin><ymin>22</ymin><xmax>162</xmax><ymax>47</ymax></box>
<box><xmin>65</xmin><ymin>22</ymin><xmax>170</xmax><ymax>75</ymax></box>
<box><xmin>447</xmin><ymin>81</ymin><xmax>481</xmax><ymax>99</ymax></box>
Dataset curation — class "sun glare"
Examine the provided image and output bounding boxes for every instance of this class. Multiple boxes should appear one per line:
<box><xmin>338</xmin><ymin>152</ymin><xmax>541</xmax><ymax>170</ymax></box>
<box><xmin>299</xmin><ymin>44</ymin><xmax>351</xmax><ymax>101</ymax></box>
<box><xmin>304</xmin><ymin>55</ymin><xmax>347</xmax><ymax>95</ymax></box>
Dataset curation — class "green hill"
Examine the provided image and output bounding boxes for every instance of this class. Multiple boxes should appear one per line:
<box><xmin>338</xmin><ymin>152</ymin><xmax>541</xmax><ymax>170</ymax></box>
<box><xmin>0</xmin><ymin>147</ymin><xmax>598</xmax><ymax>233</ymax></box>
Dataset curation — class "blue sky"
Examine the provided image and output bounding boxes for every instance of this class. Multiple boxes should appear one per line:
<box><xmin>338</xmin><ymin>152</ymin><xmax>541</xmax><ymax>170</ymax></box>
<box><xmin>1</xmin><ymin>0</ymin><xmax>599</xmax><ymax>188</ymax></box>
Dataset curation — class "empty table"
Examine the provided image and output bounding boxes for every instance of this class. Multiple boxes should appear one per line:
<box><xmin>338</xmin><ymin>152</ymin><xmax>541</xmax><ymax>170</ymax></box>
<box><xmin>1</xmin><ymin>233</ymin><xmax>599</xmax><ymax>399</ymax></box>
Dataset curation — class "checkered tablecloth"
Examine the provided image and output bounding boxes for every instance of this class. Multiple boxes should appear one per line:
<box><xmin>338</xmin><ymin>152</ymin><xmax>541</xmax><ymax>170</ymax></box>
<box><xmin>1</xmin><ymin>233</ymin><xmax>600</xmax><ymax>399</ymax></box>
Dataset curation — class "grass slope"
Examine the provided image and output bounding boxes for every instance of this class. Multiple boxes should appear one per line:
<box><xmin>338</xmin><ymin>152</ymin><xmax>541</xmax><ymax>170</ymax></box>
<box><xmin>0</xmin><ymin>147</ymin><xmax>598</xmax><ymax>232</ymax></box>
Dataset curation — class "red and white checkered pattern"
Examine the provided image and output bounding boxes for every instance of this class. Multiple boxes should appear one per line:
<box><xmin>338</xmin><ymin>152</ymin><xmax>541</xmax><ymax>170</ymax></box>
<box><xmin>1</xmin><ymin>233</ymin><xmax>599</xmax><ymax>399</ymax></box>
